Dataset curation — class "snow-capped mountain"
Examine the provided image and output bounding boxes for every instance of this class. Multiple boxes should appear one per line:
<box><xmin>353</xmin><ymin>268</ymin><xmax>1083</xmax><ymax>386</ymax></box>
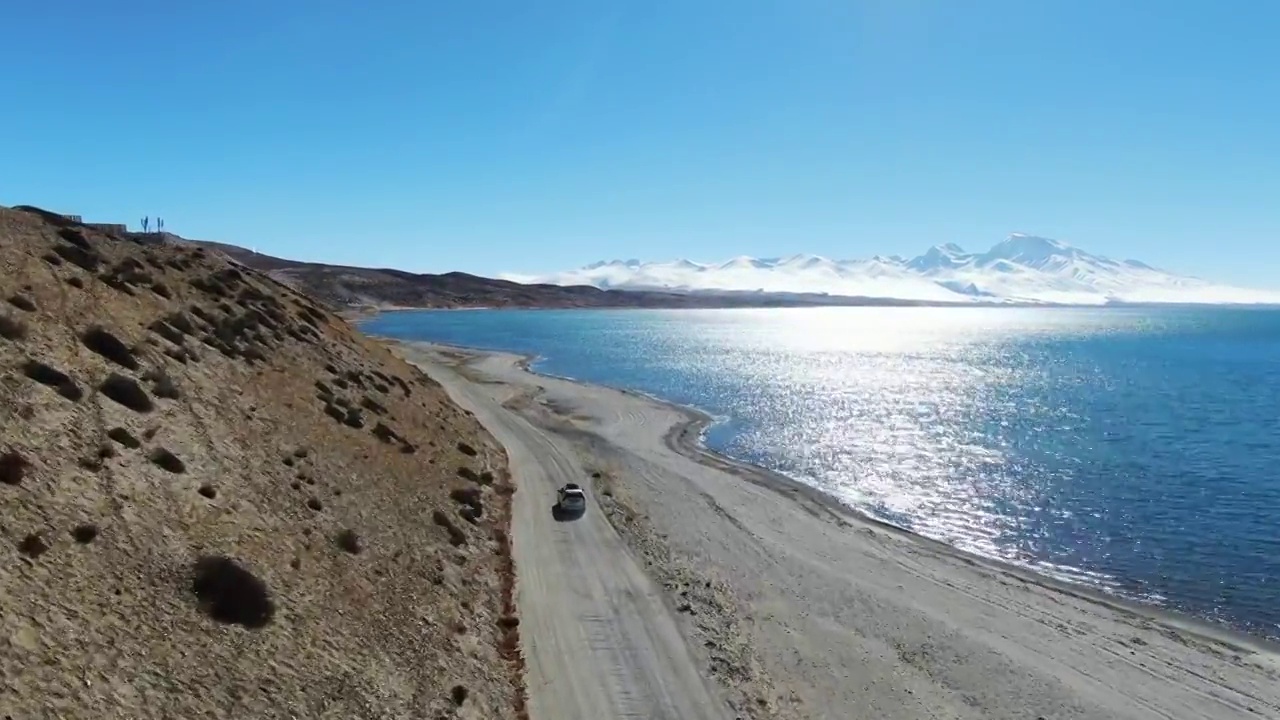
<box><xmin>502</xmin><ymin>234</ymin><xmax>1280</xmax><ymax>305</ymax></box>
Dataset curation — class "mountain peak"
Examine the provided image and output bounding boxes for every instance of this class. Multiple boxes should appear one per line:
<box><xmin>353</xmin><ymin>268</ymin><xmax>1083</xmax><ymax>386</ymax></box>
<box><xmin>982</xmin><ymin>234</ymin><xmax>1076</xmax><ymax>267</ymax></box>
<box><xmin>907</xmin><ymin>243</ymin><xmax>972</xmax><ymax>272</ymax></box>
<box><xmin>523</xmin><ymin>235</ymin><xmax>1279</xmax><ymax>305</ymax></box>
<box><xmin>718</xmin><ymin>256</ymin><xmax>768</xmax><ymax>270</ymax></box>
<box><xmin>995</xmin><ymin>233</ymin><xmax>1066</xmax><ymax>251</ymax></box>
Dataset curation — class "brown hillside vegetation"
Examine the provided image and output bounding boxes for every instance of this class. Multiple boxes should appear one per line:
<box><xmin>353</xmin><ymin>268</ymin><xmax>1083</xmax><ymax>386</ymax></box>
<box><xmin>0</xmin><ymin>206</ymin><xmax>522</xmax><ymax>718</ymax></box>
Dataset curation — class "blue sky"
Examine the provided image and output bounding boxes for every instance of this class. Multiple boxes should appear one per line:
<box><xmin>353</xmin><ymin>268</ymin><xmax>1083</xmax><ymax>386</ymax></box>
<box><xmin>2</xmin><ymin>1</ymin><xmax>1277</xmax><ymax>286</ymax></box>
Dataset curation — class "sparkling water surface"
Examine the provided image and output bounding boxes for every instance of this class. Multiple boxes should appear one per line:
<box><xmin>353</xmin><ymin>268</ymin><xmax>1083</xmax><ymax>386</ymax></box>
<box><xmin>365</xmin><ymin>306</ymin><xmax>1280</xmax><ymax>639</ymax></box>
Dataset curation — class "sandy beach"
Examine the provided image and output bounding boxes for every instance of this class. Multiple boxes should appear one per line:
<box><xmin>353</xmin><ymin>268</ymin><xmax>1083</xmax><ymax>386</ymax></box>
<box><xmin>394</xmin><ymin>340</ymin><xmax>1280</xmax><ymax>720</ymax></box>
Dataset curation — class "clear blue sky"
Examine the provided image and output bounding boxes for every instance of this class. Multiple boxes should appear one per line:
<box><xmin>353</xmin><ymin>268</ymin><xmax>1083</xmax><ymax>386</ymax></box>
<box><xmin>2</xmin><ymin>1</ymin><xmax>1277</xmax><ymax>286</ymax></box>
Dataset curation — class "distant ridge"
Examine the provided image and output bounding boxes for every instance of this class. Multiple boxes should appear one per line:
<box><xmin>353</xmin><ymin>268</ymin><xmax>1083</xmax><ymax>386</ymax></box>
<box><xmin>506</xmin><ymin>234</ymin><xmax>1280</xmax><ymax>306</ymax></box>
<box><xmin>166</xmin><ymin>239</ymin><xmax>978</xmax><ymax>311</ymax></box>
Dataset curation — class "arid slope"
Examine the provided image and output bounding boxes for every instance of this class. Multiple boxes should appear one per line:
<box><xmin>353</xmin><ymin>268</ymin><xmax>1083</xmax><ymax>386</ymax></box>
<box><xmin>0</xmin><ymin>205</ymin><xmax>521</xmax><ymax>719</ymax></box>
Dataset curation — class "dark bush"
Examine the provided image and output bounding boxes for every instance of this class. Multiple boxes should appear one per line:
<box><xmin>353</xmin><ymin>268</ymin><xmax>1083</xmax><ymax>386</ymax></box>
<box><xmin>18</xmin><ymin>532</ymin><xmax>49</xmax><ymax>558</ymax></box>
<box><xmin>167</xmin><ymin>312</ymin><xmax>198</xmax><ymax>335</ymax></box>
<box><xmin>71</xmin><ymin>524</ymin><xmax>99</xmax><ymax>544</ymax></box>
<box><xmin>342</xmin><ymin>408</ymin><xmax>364</xmax><ymax>429</ymax></box>
<box><xmin>107</xmin><ymin>427</ymin><xmax>141</xmax><ymax>449</ymax></box>
<box><xmin>459</xmin><ymin>506</ymin><xmax>481</xmax><ymax>524</ymax></box>
<box><xmin>1</xmin><ymin>450</ymin><xmax>29</xmax><ymax>485</ymax></box>
<box><xmin>100</xmin><ymin>374</ymin><xmax>153</xmax><ymax>412</ymax></box>
<box><xmin>148</xmin><ymin>447</ymin><xmax>185</xmax><ymax>474</ymax></box>
<box><xmin>450</xmin><ymin>486</ymin><xmax>483</xmax><ymax>508</ymax></box>
<box><xmin>57</xmin><ymin>226</ymin><xmax>91</xmax><ymax>249</ymax></box>
<box><xmin>189</xmin><ymin>305</ymin><xmax>214</xmax><ymax>324</ymax></box>
<box><xmin>7</xmin><ymin>295</ymin><xmax>36</xmax><ymax>312</ymax></box>
<box><xmin>0</xmin><ymin>313</ymin><xmax>27</xmax><ymax>341</ymax></box>
<box><xmin>53</xmin><ymin>243</ymin><xmax>100</xmax><ymax>272</ymax></box>
<box><xmin>191</xmin><ymin>276</ymin><xmax>229</xmax><ymax>299</ymax></box>
<box><xmin>335</xmin><ymin>529</ymin><xmax>362</xmax><ymax>554</ymax></box>
<box><xmin>191</xmin><ymin>555</ymin><xmax>274</xmax><ymax>629</ymax></box>
<box><xmin>66</xmin><ymin>276</ymin><xmax>84</xmax><ymax>289</ymax></box>
<box><xmin>120</xmin><ymin>268</ymin><xmax>153</xmax><ymax>286</ymax></box>
<box><xmin>81</xmin><ymin>327</ymin><xmax>139</xmax><ymax>370</ymax></box>
<box><xmin>78</xmin><ymin>455</ymin><xmax>104</xmax><ymax>472</ymax></box>
<box><xmin>149</xmin><ymin>320</ymin><xmax>186</xmax><ymax>346</ymax></box>
<box><xmin>198</xmin><ymin>484</ymin><xmax>217</xmax><ymax>499</ymax></box>
<box><xmin>433</xmin><ymin>509</ymin><xmax>467</xmax><ymax>546</ymax></box>
<box><xmin>98</xmin><ymin>271</ymin><xmax>135</xmax><ymax>295</ymax></box>
<box><xmin>371</xmin><ymin>422</ymin><xmax>399</xmax><ymax>443</ymax></box>
<box><xmin>450</xmin><ymin>685</ymin><xmax>469</xmax><ymax>706</ymax></box>
<box><xmin>22</xmin><ymin>360</ymin><xmax>83</xmax><ymax>401</ymax></box>
<box><xmin>457</xmin><ymin>442</ymin><xmax>478</xmax><ymax>457</ymax></box>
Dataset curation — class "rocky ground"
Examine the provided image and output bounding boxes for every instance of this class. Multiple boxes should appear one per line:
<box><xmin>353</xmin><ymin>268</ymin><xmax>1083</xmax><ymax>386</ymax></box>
<box><xmin>0</xmin><ymin>206</ymin><xmax>523</xmax><ymax>719</ymax></box>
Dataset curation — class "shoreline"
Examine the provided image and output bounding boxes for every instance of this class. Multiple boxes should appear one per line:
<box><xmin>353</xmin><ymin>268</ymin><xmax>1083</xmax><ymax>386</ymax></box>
<box><xmin>391</xmin><ymin>337</ymin><xmax>1280</xmax><ymax>719</ymax></box>
<box><xmin>406</xmin><ymin>338</ymin><xmax>1280</xmax><ymax>655</ymax></box>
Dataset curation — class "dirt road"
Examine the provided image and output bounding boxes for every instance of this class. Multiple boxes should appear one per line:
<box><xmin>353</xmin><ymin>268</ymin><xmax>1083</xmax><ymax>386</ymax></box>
<box><xmin>411</xmin><ymin>352</ymin><xmax>729</xmax><ymax>720</ymax></box>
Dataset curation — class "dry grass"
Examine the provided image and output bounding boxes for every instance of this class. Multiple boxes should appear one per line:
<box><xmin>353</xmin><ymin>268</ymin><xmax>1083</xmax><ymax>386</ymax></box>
<box><xmin>0</xmin><ymin>205</ymin><xmax>523</xmax><ymax>719</ymax></box>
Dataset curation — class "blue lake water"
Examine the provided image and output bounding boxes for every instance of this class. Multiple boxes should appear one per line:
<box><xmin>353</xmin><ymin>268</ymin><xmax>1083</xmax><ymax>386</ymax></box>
<box><xmin>364</xmin><ymin>306</ymin><xmax>1280</xmax><ymax>639</ymax></box>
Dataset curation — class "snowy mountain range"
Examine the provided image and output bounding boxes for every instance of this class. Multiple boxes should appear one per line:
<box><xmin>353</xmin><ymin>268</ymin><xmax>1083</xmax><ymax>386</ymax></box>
<box><xmin>503</xmin><ymin>235</ymin><xmax>1280</xmax><ymax>305</ymax></box>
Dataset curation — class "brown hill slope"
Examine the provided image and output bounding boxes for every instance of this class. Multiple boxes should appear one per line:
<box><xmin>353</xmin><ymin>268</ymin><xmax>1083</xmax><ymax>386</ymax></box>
<box><xmin>188</xmin><ymin>240</ymin><xmax>694</xmax><ymax>309</ymax></box>
<box><xmin>0</xmin><ymin>206</ymin><xmax>522</xmax><ymax>718</ymax></box>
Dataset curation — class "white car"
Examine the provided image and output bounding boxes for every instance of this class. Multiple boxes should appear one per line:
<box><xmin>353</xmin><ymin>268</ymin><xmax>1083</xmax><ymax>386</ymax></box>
<box><xmin>557</xmin><ymin>483</ymin><xmax>587</xmax><ymax>513</ymax></box>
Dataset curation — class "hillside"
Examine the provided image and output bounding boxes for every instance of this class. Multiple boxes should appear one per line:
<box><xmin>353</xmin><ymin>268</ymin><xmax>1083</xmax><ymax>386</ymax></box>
<box><xmin>0</xmin><ymin>205</ymin><xmax>523</xmax><ymax>718</ymax></box>
<box><xmin>188</xmin><ymin>240</ymin><xmax>724</xmax><ymax>310</ymax></box>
